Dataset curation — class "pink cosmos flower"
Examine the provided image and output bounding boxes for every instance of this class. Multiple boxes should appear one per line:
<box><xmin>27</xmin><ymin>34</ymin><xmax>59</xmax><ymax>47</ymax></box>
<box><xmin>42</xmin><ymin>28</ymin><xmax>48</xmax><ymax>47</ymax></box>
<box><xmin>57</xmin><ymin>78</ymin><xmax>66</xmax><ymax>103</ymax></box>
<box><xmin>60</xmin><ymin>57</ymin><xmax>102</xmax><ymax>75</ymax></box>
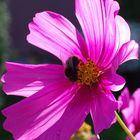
<box><xmin>119</xmin><ymin>88</ymin><xmax>140</xmax><ymax>140</ymax></box>
<box><xmin>1</xmin><ymin>0</ymin><xmax>139</xmax><ymax>139</ymax></box>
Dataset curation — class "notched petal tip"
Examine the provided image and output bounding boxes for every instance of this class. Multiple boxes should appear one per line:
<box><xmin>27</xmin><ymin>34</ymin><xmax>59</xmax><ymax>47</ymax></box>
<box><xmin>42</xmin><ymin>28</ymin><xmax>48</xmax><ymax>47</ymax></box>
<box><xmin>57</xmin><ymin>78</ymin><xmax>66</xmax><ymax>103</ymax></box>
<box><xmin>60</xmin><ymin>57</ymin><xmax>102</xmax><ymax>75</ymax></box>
<box><xmin>1</xmin><ymin>62</ymin><xmax>15</xmax><ymax>85</ymax></box>
<box><xmin>1</xmin><ymin>74</ymin><xmax>5</xmax><ymax>83</ymax></box>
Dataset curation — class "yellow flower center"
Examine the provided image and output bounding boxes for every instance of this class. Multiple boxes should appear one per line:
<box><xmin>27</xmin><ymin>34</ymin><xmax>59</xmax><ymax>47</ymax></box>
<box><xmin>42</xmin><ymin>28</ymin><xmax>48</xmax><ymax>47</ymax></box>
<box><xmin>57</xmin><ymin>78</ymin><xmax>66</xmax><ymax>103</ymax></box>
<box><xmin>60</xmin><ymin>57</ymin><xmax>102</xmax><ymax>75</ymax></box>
<box><xmin>71</xmin><ymin>122</ymin><xmax>92</xmax><ymax>140</ymax></box>
<box><xmin>77</xmin><ymin>59</ymin><xmax>100</xmax><ymax>86</ymax></box>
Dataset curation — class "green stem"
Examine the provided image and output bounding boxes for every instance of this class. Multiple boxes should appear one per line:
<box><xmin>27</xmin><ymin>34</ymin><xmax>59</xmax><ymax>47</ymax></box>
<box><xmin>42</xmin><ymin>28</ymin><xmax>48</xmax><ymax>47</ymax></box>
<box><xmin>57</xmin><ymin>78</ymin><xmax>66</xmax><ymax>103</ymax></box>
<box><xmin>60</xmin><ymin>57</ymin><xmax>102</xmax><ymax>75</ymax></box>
<box><xmin>115</xmin><ymin>111</ymin><xmax>136</xmax><ymax>140</ymax></box>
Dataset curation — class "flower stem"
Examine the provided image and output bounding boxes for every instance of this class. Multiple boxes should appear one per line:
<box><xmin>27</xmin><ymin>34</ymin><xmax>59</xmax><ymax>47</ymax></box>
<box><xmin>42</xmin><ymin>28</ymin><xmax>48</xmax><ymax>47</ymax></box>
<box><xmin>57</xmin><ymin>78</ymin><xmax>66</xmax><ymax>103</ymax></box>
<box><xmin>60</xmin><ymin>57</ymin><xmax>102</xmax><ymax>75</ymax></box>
<box><xmin>115</xmin><ymin>111</ymin><xmax>136</xmax><ymax>140</ymax></box>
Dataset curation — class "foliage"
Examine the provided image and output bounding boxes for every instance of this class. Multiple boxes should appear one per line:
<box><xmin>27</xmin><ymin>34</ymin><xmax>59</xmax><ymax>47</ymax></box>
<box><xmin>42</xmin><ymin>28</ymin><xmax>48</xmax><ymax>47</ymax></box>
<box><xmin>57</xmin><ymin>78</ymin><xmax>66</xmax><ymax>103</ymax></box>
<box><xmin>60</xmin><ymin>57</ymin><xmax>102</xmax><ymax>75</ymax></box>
<box><xmin>0</xmin><ymin>0</ymin><xmax>9</xmax><ymax>73</ymax></box>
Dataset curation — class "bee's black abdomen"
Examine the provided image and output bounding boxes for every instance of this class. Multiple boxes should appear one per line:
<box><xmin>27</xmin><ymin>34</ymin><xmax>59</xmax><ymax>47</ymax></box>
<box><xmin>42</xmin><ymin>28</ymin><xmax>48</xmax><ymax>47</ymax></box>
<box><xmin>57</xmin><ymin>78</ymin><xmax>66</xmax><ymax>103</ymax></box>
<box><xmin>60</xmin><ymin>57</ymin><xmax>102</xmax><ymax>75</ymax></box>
<box><xmin>66</xmin><ymin>56</ymin><xmax>80</xmax><ymax>67</ymax></box>
<box><xmin>65</xmin><ymin>67</ymin><xmax>78</xmax><ymax>81</ymax></box>
<box><xmin>65</xmin><ymin>56</ymin><xmax>80</xmax><ymax>82</ymax></box>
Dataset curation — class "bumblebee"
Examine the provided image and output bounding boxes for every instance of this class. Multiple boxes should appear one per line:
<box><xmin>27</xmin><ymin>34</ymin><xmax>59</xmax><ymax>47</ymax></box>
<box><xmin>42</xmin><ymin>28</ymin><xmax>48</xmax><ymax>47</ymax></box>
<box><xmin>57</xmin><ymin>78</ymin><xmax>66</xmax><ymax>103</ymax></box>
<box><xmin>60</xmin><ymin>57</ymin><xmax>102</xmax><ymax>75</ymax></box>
<box><xmin>65</xmin><ymin>56</ymin><xmax>80</xmax><ymax>82</ymax></box>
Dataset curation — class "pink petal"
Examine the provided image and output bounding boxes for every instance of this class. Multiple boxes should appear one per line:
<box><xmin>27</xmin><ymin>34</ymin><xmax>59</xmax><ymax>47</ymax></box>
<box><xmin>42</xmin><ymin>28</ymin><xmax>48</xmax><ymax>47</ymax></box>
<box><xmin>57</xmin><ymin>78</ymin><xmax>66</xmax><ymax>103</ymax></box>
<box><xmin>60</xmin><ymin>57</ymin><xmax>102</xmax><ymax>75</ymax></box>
<box><xmin>122</xmin><ymin>99</ymin><xmax>135</xmax><ymax>128</ymax></box>
<box><xmin>2</xmin><ymin>80</ymin><xmax>76</xmax><ymax>140</ymax></box>
<box><xmin>122</xmin><ymin>89</ymin><xmax>140</xmax><ymax>135</ymax></box>
<box><xmin>107</xmin><ymin>73</ymin><xmax>125</xmax><ymax>92</ymax></box>
<box><xmin>135</xmin><ymin>132</ymin><xmax>140</xmax><ymax>140</ymax></box>
<box><xmin>132</xmin><ymin>89</ymin><xmax>140</xmax><ymax>131</ymax></box>
<box><xmin>27</xmin><ymin>11</ymin><xmax>87</xmax><ymax>63</ymax></box>
<box><xmin>98</xmin><ymin>1</ymin><xmax>120</xmax><ymax>69</ymax></box>
<box><xmin>76</xmin><ymin>0</ymin><xmax>119</xmax><ymax>66</ymax></box>
<box><xmin>115</xmin><ymin>15</ymin><xmax>130</xmax><ymax>49</ymax></box>
<box><xmin>112</xmin><ymin>40</ymin><xmax>139</xmax><ymax>70</ymax></box>
<box><xmin>90</xmin><ymin>86</ymin><xmax>118</xmax><ymax>134</ymax></box>
<box><xmin>1</xmin><ymin>62</ymin><xmax>65</xmax><ymax>97</ymax></box>
<box><xmin>100</xmin><ymin>70</ymin><xmax>125</xmax><ymax>92</ymax></box>
<box><xmin>75</xmin><ymin>0</ymin><xmax>105</xmax><ymax>62</ymax></box>
<box><xmin>118</xmin><ymin>87</ymin><xmax>130</xmax><ymax>110</ymax></box>
<box><xmin>37</xmin><ymin>87</ymin><xmax>91</xmax><ymax>140</ymax></box>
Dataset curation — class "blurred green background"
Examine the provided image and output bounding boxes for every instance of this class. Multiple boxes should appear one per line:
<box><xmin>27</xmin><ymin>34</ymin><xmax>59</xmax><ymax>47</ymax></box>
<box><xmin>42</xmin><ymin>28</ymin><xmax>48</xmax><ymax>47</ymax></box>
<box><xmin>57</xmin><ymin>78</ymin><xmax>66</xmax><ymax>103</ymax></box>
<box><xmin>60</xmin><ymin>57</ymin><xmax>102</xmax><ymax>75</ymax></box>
<box><xmin>0</xmin><ymin>0</ymin><xmax>140</xmax><ymax>139</ymax></box>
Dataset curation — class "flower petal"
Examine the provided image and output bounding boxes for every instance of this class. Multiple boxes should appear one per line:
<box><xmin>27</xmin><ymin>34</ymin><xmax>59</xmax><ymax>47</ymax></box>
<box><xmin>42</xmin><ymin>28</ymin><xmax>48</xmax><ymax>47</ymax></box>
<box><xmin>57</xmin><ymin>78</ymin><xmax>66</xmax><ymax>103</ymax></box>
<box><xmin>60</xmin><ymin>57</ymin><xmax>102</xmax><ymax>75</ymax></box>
<box><xmin>90</xmin><ymin>86</ymin><xmax>118</xmax><ymax>134</ymax></box>
<box><xmin>122</xmin><ymin>100</ymin><xmax>135</xmax><ymax>128</ymax></box>
<box><xmin>1</xmin><ymin>62</ymin><xmax>65</xmax><ymax>97</ymax></box>
<box><xmin>135</xmin><ymin>132</ymin><xmax>140</xmax><ymax>140</ymax></box>
<box><xmin>27</xmin><ymin>11</ymin><xmax>87</xmax><ymax>63</ymax></box>
<box><xmin>115</xmin><ymin>15</ymin><xmax>130</xmax><ymax>49</ymax></box>
<box><xmin>118</xmin><ymin>87</ymin><xmax>130</xmax><ymax>110</ymax></box>
<box><xmin>112</xmin><ymin>40</ymin><xmax>139</xmax><ymax>70</ymax></box>
<box><xmin>132</xmin><ymin>89</ymin><xmax>140</xmax><ymax>131</ymax></box>
<box><xmin>100</xmin><ymin>70</ymin><xmax>125</xmax><ymax>92</ymax></box>
<box><xmin>37</xmin><ymin>87</ymin><xmax>91</xmax><ymax>140</ymax></box>
<box><xmin>107</xmin><ymin>73</ymin><xmax>125</xmax><ymax>92</ymax></box>
<box><xmin>2</xmin><ymin>80</ymin><xmax>75</xmax><ymax>140</ymax></box>
<box><xmin>76</xmin><ymin>0</ymin><xmax>119</xmax><ymax>65</ymax></box>
<box><xmin>121</xmin><ymin>89</ymin><xmax>140</xmax><ymax>135</ymax></box>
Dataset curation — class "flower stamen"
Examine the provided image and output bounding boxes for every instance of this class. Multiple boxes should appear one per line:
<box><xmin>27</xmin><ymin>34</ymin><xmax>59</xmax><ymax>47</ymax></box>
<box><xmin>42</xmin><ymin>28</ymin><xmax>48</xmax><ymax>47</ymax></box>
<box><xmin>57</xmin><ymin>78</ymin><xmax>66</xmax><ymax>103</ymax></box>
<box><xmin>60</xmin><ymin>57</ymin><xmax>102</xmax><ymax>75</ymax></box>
<box><xmin>77</xmin><ymin>59</ymin><xmax>100</xmax><ymax>86</ymax></box>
